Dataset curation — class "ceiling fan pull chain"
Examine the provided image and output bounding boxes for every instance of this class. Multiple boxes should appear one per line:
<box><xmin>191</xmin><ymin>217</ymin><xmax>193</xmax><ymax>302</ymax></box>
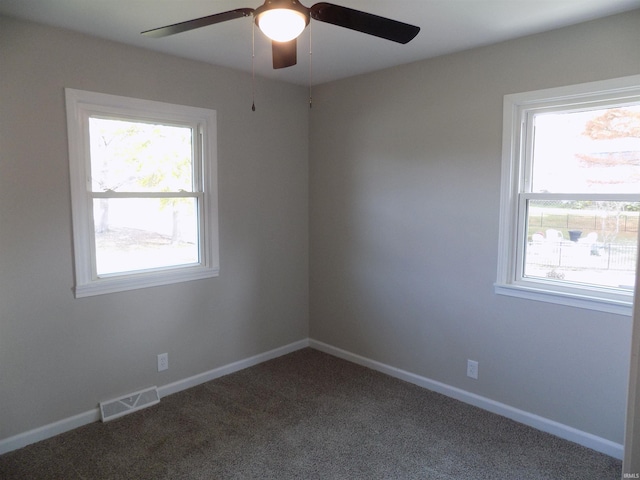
<box><xmin>308</xmin><ymin>22</ymin><xmax>312</xmax><ymax>109</ymax></box>
<box><xmin>251</xmin><ymin>19</ymin><xmax>256</xmax><ymax>112</ymax></box>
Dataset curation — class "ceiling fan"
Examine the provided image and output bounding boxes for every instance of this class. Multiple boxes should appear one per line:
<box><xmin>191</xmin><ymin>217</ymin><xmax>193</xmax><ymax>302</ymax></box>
<box><xmin>142</xmin><ymin>0</ymin><xmax>420</xmax><ymax>69</ymax></box>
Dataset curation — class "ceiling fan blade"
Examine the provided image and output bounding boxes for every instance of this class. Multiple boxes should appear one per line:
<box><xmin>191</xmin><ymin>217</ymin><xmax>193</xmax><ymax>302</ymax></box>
<box><xmin>141</xmin><ymin>8</ymin><xmax>254</xmax><ymax>38</ymax></box>
<box><xmin>272</xmin><ymin>39</ymin><xmax>297</xmax><ymax>69</ymax></box>
<box><xmin>310</xmin><ymin>2</ymin><xmax>419</xmax><ymax>44</ymax></box>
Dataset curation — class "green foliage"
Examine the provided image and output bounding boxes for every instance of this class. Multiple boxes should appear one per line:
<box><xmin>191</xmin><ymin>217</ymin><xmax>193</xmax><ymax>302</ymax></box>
<box><xmin>89</xmin><ymin>118</ymin><xmax>195</xmax><ymax>238</ymax></box>
<box><xmin>89</xmin><ymin>118</ymin><xmax>193</xmax><ymax>194</ymax></box>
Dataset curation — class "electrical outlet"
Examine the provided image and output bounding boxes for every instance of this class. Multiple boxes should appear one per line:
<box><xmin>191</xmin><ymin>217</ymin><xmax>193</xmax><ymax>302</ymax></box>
<box><xmin>157</xmin><ymin>353</ymin><xmax>169</xmax><ymax>372</ymax></box>
<box><xmin>467</xmin><ymin>359</ymin><xmax>478</xmax><ymax>379</ymax></box>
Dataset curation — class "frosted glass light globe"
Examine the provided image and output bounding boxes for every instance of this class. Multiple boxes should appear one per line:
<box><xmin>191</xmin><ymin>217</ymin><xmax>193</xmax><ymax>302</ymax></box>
<box><xmin>258</xmin><ymin>9</ymin><xmax>307</xmax><ymax>42</ymax></box>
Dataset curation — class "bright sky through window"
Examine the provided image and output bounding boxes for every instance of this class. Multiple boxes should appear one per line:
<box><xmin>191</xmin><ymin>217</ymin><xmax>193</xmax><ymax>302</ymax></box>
<box><xmin>523</xmin><ymin>104</ymin><xmax>640</xmax><ymax>293</ymax></box>
<box><xmin>88</xmin><ymin>118</ymin><xmax>199</xmax><ymax>276</ymax></box>
<box><xmin>531</xmin><ymin>105</ymin><xmax>640</xmax><ymax>194</ymax></box>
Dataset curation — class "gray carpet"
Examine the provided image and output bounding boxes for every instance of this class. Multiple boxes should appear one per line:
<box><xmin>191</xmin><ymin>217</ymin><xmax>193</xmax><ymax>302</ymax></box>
<box><xmin>0</xmin><ymin>348</ymin><xmax>622</xmax><ymax>479</ymax></box>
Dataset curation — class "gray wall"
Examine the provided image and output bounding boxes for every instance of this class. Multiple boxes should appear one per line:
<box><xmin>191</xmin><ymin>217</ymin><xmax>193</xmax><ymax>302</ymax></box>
<box><xmin>309</xmin><ymin>10</ymin><xmax>640</xmax><ymax>445</ymax></box>
<box><xmin>0</xmin><ymin>16</ymin><xmax>309</xmax><ymax>440</ymax></box>
<box><xmin>2</xmin><ymin>8</ymin><xmax>640</xmax><ymax>451</ymax></box>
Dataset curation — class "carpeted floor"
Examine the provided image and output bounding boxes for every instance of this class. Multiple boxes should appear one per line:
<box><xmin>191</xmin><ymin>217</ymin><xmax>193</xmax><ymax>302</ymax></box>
<box><xmin>0</xmin><ymin>348</ymin><xmax>622</xmax><ymax>479</ymax></box>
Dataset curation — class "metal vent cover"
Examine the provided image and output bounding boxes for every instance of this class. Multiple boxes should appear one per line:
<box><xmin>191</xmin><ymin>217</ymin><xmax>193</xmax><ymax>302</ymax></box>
<box><xmin>99</xmin><ymin>386</ymin><xmax>160</xmax><ymax>422</ymax></box>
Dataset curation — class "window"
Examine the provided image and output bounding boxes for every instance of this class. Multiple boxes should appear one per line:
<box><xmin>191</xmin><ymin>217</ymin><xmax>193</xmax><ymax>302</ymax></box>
<box><xmin>496</xmin><ymin>75</ymin><xmax>640</xmax><ymax>314</ymax></box>
<box><xmin>65</xmin><ymin>89</ymin><xmax>219</xmax><ymax>297</ymax></box>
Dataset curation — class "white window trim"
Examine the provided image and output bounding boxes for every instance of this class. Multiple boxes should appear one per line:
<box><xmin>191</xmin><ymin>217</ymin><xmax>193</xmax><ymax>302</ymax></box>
<box><xmin>65</xmin><ymin>89</ymin><xmax>219</xmax><ymax>298</ymax></box>
<box><xmin>495</xmin><ymin>74</ymin><xmax>640</xmax><ymax>316</ymax></box>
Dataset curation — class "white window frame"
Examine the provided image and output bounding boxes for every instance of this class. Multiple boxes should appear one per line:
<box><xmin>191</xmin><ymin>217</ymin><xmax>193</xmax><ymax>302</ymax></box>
<box><xmin>65</xmin><ymin>89</ymin><xmax>219</xmax><ymax>298</ymax></box>
<box><xmin>496</xmin><ymin>75</ymin><xmax>640</xmax><ymax>316</ymax></box>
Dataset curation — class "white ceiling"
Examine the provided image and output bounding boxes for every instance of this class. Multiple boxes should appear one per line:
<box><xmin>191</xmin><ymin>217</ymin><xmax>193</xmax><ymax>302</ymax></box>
<box><xmin>1</xmin><ymin>0</ymin><xmax>639</xmax><ymax>85</ymax></box>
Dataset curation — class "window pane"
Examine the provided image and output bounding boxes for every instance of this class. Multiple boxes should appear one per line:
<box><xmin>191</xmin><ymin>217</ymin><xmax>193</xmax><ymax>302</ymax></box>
<box><xmin>524</xmin><ymin>199</ymin><xmax>639</xmax><ymax>290</ymax></box>
<box><xmin>531</xmin><ymin>105</ymin><xmax>640</xmax><ymax>194</ymax></box>
<box><xmin>93</xmin><ymin>198</ymin><xmax>199</xmax><ymax>276</ymax></box>
<box><xmin>89</xmin><ymin>118</ymin><xmax>194</xmax><ymax>193</ymax></box>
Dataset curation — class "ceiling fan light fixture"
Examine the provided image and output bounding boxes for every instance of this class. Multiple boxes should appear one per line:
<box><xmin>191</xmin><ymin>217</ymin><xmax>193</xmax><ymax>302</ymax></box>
<box><xmin>142</xmin><ymin>0</ymin><xmax>421</xmax><ymax>72</ymax></box>
<box><xmin>257</xmin><ymin>8</ymin><xmax>307</xmax><ymax>42</ymax></box>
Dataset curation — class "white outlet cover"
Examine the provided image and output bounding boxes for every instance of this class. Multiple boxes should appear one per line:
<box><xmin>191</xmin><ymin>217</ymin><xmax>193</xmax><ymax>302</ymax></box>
<box><xmin>157</xmin><ymin>353</ymin><xmax>168</xmax><ymax>372</ymax></box>
<box><xmin>467</xmin><ymin>360</ymin><xmax>479</xmax><ymax>379</ymax></box>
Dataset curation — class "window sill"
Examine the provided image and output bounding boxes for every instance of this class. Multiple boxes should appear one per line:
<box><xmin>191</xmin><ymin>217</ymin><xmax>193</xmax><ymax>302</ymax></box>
<box><xmin>494</xmin><ymin>282</ymin><xmax>632</xmax><ymax>316</ymax></box>
<box><xmin>74</xmin><ymin>266</ymin><xmax>219</xmax><ymax>298</ymax></box>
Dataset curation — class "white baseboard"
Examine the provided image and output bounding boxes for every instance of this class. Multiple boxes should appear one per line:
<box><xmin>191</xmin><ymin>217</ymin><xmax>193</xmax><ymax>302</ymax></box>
<box><xmin>0</xmin><ymin>409</ymin><xmax>101</xmax><ymax>456</ymax></box>
<box><xmin>309</xmin><ymin>339</ymin><xmax>624</xmax><ymax>460</ymax></box>
<box><xmin>1</xmin><ymin>338</ymin><xmax>623</xmax><ymax>460</ymax></box>
<box><xmin>0</xmin><ymin>339</ymin><xmax>309</xmax><ymax>456</ymax></box>
<box><xmin>157</xmin><ymin>339</ymin><xmax>310</xmax><ymax>398</ymax></box>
